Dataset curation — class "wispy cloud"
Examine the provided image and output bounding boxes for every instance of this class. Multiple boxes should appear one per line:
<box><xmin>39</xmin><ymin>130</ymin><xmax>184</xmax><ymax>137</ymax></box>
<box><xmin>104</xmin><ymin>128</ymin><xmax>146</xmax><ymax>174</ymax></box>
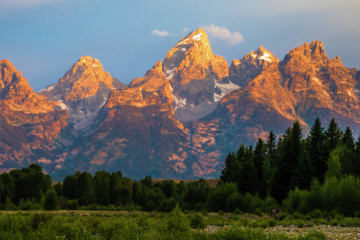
<box><xmin>203</xmin><ymin>24</ymin><xmax>244</xmax><ymax>46</ymax></box>
<box><xmin>183</xmin><ymin>28</ymin><xmax>188</xmax><ymax>32</ymax></box>
<box><xmin>151</xmin><ymin>29</ymin><xmax>168</xmax><ymax>37</ymax></box>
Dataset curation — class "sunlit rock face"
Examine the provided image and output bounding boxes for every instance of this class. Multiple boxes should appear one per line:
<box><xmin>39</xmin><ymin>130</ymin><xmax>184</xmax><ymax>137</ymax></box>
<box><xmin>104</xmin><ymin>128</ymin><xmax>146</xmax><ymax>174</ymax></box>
<box><xmin>57</xmin><ymin>60</ymin><xmax>192</xmax><ymax>179</ymax></box>
<box><xmin>0</xmin><ymin>59</ymin><xmax>68</xmax><ymax>168</ymax></box>
<box><xmin>193</xmin><ymin>41</ymin><xmax>360</xmax><ymax>178</ymax></box>
<box><xmin>38</xmin><ymin>56</ymin><xmax>127</xmax><ymax>134</ymax></box>
<box><xmin>162</xmin><ymin>28</ymin><xmax>240</xmax><ymax>122</ymax></box>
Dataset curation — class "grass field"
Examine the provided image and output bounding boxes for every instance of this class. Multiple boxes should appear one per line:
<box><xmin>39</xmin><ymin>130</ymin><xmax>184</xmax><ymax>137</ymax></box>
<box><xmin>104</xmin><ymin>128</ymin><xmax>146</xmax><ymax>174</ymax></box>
<box><xmin>1</xmin><ymin>208</ymin><xmax>360</xmax><ymax>239</ymax></box>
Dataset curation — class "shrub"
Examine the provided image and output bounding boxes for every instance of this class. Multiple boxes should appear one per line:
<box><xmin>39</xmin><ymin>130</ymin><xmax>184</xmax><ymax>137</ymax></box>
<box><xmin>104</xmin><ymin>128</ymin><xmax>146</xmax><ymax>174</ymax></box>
<box><xmin>201</xmin><ymin>209</ymin><xmax>208</xmax><ymax>216</ymax></box>
<box><xmin>355</xmin><ymin>211</ymin><xmax>360</xmax><ymax>218</ymax></box>
<box><xmin>330</xmin><ymin>219</ymin><xmax>339</xmax><ymax>226</ymax></box>
<box><xmin>190</xmin><ymin>213</ymin><xmax>206</xmax><ymax>229</ymax></box>
<box><xmin>167</xmin><ymin>205</ymin><xmax>189</xmax><ymax>232</ymax></box>
<box><xmin>268</xmin><ymin>218</ymin><xmax>277</xmax><ymax>227</ymax></box>
<box><xmin>296</xmin><ymin>219</ymin><xmax>305</xmax><ymax>228</ymax></box>
<box><xmin>44</xmin><ymin>190</ymin><xmax>58</xmax><ymax>210</ymax></box>
<box><xmin>31</xmin><ymin>212</ymin><xmax>53</xmax><ymax>229</ymax></box>
<box><xmin>209</xmin><ymin>183</ymin><xmax>238</xmax><ymax>212</ymax></box>
<box><xmin>218</xmin><ymin>210</ymin><xmax>225</xmax><ymax>215</ymax></box>
<box><xmin>311</xmin><ymin>209</ymin><xmax>322</xmax><ymax>219</ymax></box>
<box><xmin>66</xmin><ymin>199</ymin><xmax>79</xmax><ymax>210</ymax></box>
<box><xmin>254</xmin><ymin>207</ymin><xmax>263</xmax><ymax>216</ymax></box>
<box><xmin>233</xmin><ymin>208</ymin><xmax>243</xmax><ymax>215</ymax></box>
<box><xmin>226</xmin><ymin>192</ymin><xmax>242</xmax><ymax>212</ymax></box>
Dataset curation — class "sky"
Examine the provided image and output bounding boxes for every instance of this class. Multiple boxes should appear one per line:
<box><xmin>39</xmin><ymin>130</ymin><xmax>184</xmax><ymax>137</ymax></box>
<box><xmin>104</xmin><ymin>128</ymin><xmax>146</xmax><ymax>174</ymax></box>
<box><xmin>0</xmin><ymin>0</ymin><xmax>360</xmax><ymax>91</ymax></box>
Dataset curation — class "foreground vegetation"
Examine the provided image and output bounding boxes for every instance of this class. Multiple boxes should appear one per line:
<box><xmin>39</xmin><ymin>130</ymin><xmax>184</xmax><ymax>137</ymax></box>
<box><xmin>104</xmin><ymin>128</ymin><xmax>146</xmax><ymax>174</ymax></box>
<box><xmin>0</xmin><ymin>206</ymin><xmax>348</xmax><ymax>240</ymax></box>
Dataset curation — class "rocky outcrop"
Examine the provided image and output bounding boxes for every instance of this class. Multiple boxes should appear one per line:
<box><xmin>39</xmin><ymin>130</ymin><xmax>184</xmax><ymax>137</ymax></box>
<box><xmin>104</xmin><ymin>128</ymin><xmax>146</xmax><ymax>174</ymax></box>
<box><xmin>163</xmin><ymin>28</ymin><xmax>239</xmax><ymax>122</ymax></box>
<box><xmin>0</xmin><ymin>60</ymin><xmax>68</xmax><ymax>170</ymax></box>
<box><xmin>38</xmin><ymin>56</ymin><xmax>127</xmax><ymax>134</ymax></box>
<box><xmin>52</xmin><ymin>60</ymin><xmax>191</xmax><ymax>179</ymax></box>
<box><xmin>229</xmin><ymin>46</ymin><xmax>279</xmax><ymax>87</ymax></box>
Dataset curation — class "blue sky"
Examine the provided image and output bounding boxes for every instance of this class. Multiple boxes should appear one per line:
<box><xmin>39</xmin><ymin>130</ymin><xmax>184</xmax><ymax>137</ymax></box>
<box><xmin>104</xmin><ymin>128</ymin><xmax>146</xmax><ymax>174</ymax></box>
<box><xmin>1</xmin><ymin>0</ymin><xmax>360</xmax><ymax>91</ymax></box>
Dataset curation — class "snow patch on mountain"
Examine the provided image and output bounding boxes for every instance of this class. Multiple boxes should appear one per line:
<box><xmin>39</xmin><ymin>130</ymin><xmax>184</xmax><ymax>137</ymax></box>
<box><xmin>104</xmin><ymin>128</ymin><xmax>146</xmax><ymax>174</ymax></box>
<box><xmin>38</xmin><ymin>84</ymin><xmax>56</xmax><ymax>93</ymax></box>
<box><xmin>214</xmin><ymin>81</ymin><xmax>240</xmax><ymax>102</ymax></box>
<box><xmin>258</xmin><ymin>52</ymin><xmax>272</xmax><ymax>62</ymax></box>
<box><xmin>192</xmin><ymin>32</ymin><xmax>202</xmax><ymax>41</ymax></box>
<box><xmin>165</xmin><ymin>68</ymin><xmax>177</xmax><ymax>80</ymax></box>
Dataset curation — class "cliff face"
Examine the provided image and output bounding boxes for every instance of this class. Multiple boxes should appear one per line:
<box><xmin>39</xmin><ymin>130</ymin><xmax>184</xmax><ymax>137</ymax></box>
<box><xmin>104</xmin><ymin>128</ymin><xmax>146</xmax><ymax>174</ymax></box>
<box><xmin>52</xmin><ymin>60</ymin><xmax>192</xmax><ymax>179</ymax></box>
<box><xmin>38</xmin><ymin>56</ymin><xmax>127</xmax><ymax>134</ymax></box>
<box><xmin>163</xmin><ymin>28</ymin><xmax>239</xmax><ymax>122</ymax></box>
<box><xmin>189</xmin><ymin>41</ymin><xmax>360</xmax><ymax>177</ymax></box>
<box><xmin>0</xmin><ymin>60</ymin><xmax>68</xmax><ymax>171</ymax></box>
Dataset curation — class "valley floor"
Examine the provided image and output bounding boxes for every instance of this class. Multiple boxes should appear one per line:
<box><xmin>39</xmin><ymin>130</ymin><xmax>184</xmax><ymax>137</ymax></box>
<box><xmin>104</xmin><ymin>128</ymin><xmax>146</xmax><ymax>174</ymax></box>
<box><xmin>1</xmin><ymin>210</ymin><xmax>360</xmax><ymax>239</ymax></box>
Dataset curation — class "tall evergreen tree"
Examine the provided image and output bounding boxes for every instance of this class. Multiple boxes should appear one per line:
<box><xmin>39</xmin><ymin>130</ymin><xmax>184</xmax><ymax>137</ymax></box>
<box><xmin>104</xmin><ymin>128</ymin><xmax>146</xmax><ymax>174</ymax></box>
<box><xmin>325</xmin><ymin>118</ymin><xmax>341</xmax><ymax>152</ymax></box>
<box><xmin>270</xmin><ymin>121</ymin><xmax>304</xmax><ymax>202</ymax></box>
<box><xmin>253</xmin><ymin>138</ymin><xmax>267</xmax><ymax>198</ymax></box>
<box><xmin>219</xmin><ymin>152</ymin><xmax>238</xmax><ymax>183</ymax></box>
<box><xmin>236</xmin><ymin>144</ymin><xmax>246</xmax><ymax>163</ymax></box>
<box><xmin>266</xmin><ymin>131</ymin><xmax>277</xmax><ymax>168</ymax></box>
<box><xmin>307</xmin><ymin>118</ymin><xmax>327</xmax><ymax>183</ymax></box>
<box><xmin>237</xmin><ymin>148</ymin><xmax>257</xmax><ymax>195</ymax></box>
<box><xmin>342</xmin><ymin>126</ymin><xmax>355</xmax><ymax>150</ymax></box>
<box><xmin>290</xmin><ymin>150</ymin><xmax>314</xmax><ymax>190</ymax></box>
<box><xmin>354</xmin><ymin>135</ymin><xmax>360</xmax><ymax>176</ymax></box>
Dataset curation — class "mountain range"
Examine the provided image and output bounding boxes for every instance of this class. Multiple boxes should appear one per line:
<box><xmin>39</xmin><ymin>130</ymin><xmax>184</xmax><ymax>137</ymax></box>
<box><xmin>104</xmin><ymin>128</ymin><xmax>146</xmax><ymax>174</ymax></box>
<box><xmin>0</xmin><ymin>28</ymin><xmax>359</xmax><ymax>180</ymax></box>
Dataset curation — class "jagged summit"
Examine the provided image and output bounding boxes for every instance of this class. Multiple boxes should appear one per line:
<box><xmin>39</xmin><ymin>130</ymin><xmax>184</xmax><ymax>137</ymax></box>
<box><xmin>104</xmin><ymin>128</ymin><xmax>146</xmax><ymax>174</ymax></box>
<box><xmin>229</xmin><ymin>46</ymin><xmax>279</xmax><ymax>87</ymax></box>
<box><xmin>0</xmin><ymin>59</ymin><xmax>58</xmax><ymax>114</ymax></box>
<box><xmin>162</xmin><ymin>28</ymin><xmax>238</xmax><ymax>122</ymax></box>
<box><xmin>38</xmin><ymin>56</ymin><xmax>127</xmax><ymax>133</ymax></box>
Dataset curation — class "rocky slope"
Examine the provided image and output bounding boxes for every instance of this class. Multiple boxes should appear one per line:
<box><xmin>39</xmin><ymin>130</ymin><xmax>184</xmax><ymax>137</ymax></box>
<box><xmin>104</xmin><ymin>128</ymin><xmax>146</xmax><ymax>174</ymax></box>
<box><xmin>163</xmin><ymin>28</ymin><xmax>240</xmax><ymax>122</ymax></box>
<box><xmin>52</xmin><ymin>60</ymin><xmax>193</xmax><ymax>179</ymax></box>
<box><xmin>190</xmin><ymin>41</ymin><xmax>360</xmax><ymax>177</ymax></box>
<box><xmin>38</xmin><ymin>56</ymin><xmax>127</xmax><ymax>135</ymax></box>
<box><xmin>0</xmin><ymin>60</ymin><xmax>68</xmax><ymax>171</ymax></box>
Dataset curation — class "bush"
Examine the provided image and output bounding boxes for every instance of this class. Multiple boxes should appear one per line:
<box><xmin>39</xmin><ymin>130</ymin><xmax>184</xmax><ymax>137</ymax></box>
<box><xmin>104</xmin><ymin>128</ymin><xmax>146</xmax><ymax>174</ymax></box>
<box><xmin>201</xmin><ymin>209</ymin><xmax>208</xmax><ymax>216</ymax></box>
<box><xmin>254</xmin><ymin>207</ymin><xmax>263</xmax><ymax>216</ymax></box>
<box><xmin>44</xmin><ymin>190</ymin><xmax>58</xmax><ymax>210</ymax></box>
<box><xmin>311</xmin><ymin>209</ymin><xmax>322</xmax><ymax>219</ymax></box>
<box><xmin>66</xmin><ymin>199</ymin><xmax>79</xmax><ymax>210</ymax></box>
<box><xmin>31</xmin><ymin>212</ymin><xmax>53</xmax><ymax>229</ymax></box>
<box><xmin>233</xmin><ymin>208</ymin><xmax>243</xmax><ymax>215</ymax></box>
<box><xmin>159</xmin><ymin>197</ymin><xmax>177</xmax><ymax>212</ymax></box>
<box><xmin>218</xmin><ymin>210</ymin><xmax>225</xmax><ymax>215</ymax></box>
<box><xmin>209</xmin><ymin>183</ymin><xmax>238</xmax><ymax>212</ymax></box>
<box><xmin>355</xmin><ymin>211</ymin><xmax>360</xmax><ymax>218</ymax></box>
<box><xmin>268</xmin><ymin>218</ymin><xmax>277</xmax><ymax>227</ymax></box>
<box><xmin>167</xmin><ymin>205</ymin><xmax>189</xmax><ymax>232</ymax></box>
<box><xmin>296</xmin><ymin>219</ymin><xmax>305</xmax><ymax>228</ymax></box>
<box><xmin>189</xmin><ymin>213</ymin><xmax>206</xmax><ymax>229</ymax></box>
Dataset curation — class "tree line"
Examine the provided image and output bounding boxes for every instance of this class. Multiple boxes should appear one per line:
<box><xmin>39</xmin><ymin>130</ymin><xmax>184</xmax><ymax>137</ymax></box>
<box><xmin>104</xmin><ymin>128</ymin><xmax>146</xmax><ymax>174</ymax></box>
<box><xmin>0</xmin><ymin>118</ymin><xmax>360</xmax><ymax>216</ymax></box>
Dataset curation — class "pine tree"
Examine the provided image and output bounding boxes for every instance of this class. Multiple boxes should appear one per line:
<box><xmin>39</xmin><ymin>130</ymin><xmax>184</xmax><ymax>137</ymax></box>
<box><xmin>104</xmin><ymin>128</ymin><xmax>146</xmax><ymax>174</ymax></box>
<box><xmin>253</xmin><ymin>138</ymin><xmax>267</xmax><ymax>198</ymax></box>
<box><xmin>236</xmin><ymin>144</ymin><xmax>246</xmax><ymax>163</ymax></box>
<box><xmin>270</xmin><ymin>121</ymin><xmax>304</xmax><ymax>202</ymax></box>
<box><xmin>342</xmin><ymin>126</ymin><xmax>355</xmax><ymax>150</ymax></box>
<box><xmin>307</xmin><ymin>118</ymin><xmax>327</xmax><ymax>183</ymax></box>
<box><xmin>237</xmin><ymin>149</ymin><xmax>257</xmax><ymax>195</ymax></box>
<box><xmin>354</xmin><ymin>135</ymin><xmax>360</xmax><ymax>176</ymax></box>
<box><xmin>290</xmin><ymin>150</ymin><xmax>314</xmax><ymax>190</ymax></box>
<box><xmin>266</xmin><ymin>131</ymin><xmax>277</xmax><ymax>168</ymax></box>
<box><xmin>219</xmin><ymin>152</ymin><xmax>237</xmax><ymax>183</ymax></box>
<box><xmin>325</xmin><ymin>118</ymin><xmax>341</xmax><ymax>152</ymax></box>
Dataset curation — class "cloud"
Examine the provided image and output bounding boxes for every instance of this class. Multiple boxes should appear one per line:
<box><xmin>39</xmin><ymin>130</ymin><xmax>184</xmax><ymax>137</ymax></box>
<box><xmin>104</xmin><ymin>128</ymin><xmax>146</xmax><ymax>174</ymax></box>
<box><xmin>203</xmin><ymin>24</ymin><xmax>244</xmax><ymax>46</ymax></box>
<box><xmin>151</xmin><ymin>29</ymin><xmax>168</xmax><ymax>37</ymax></box>
<box><xmin>183</xmin><ymin>28</ymin><xmax>188</xmax><ymax>32</ymax></box>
